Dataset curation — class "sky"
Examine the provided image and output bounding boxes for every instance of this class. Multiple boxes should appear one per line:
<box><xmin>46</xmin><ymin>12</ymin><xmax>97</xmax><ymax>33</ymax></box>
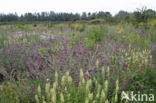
<box><xmin>1</xmin><ymin>0</ymin><xmax>156</xmax><ymax>15</ymax></box>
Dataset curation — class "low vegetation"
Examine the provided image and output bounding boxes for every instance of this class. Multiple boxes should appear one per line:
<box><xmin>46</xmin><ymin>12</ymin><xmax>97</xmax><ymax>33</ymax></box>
<box><xmin>0</xmin><ymin>8</ymin><xmax>156</xmax><ymax>103</ymax></box>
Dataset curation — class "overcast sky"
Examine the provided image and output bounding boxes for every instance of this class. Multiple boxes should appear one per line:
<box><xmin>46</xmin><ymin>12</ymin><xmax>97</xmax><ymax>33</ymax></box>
<box><xmin>1</xmin><ymin>0</ymin><xmax>156</xmax><ymax>15</ymax></box>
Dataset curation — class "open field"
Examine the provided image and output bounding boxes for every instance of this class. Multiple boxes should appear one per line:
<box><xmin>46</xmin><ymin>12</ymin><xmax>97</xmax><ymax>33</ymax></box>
<box><xmin>0</xmin><ymin>22</ymin><xmax>156</xmax><ymax>103</ymax></box>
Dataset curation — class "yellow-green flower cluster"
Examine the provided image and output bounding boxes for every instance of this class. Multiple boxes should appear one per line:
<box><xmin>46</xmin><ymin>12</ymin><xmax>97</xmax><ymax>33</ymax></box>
<box><xmin>35</xmin><ymin>66</ymin><xmax>120</xmax><ymax>103</ymax></box>
<box><xmin>35</xmin><ymin>71</ymin><xmax>59</xmax><ymax>103</ymax></box>
<box><xmin>120</xmin><ymin>45</ymin><xmax>152</xmax><ymax>69</ymax></box>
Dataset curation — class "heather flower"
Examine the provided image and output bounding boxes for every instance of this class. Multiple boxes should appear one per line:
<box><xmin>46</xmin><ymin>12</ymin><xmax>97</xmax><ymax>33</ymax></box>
<box><xmin>31</xmin><ymin>86</ymin><xmax>36</xmax><ymax>91</ymax></box>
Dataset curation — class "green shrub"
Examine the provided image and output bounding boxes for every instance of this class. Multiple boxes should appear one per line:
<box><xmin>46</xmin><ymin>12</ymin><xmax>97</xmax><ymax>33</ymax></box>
<box><xmin>87</xmin><ymin>27</ymin><xmax>107</xmax><ymax>42</ymax></box>
<box><xmin>83</xmin><ymin>27</ymin><xmax>107</xmax><ymax>49</ymax></box>
<box><xmin>88</xmin><ymin>19</ymin><xmax>104</xmax><ymax>24</ymax></box>
<box><xmin>33</xmin><ymin>24</ymin><xmax>37</xmax><ymax>27</ymax></box>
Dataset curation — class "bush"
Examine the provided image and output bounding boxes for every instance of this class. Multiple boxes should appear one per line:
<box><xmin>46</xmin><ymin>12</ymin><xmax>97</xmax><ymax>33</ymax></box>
<box><xmin>33</xmin><ymin>24</ymin><xmax>37</xmax><ymax>27</ymax></box>
<box><xmin>87</xmin><ymin>27</ymin><xmax>107</xmax><ymax>42</ymax></box>
<box><xmin>83</xmin><ymin>27</ymin><xmax>107</xmax><ymax>49</ymax></box>
<box><xmin>88</xmin><ymin>19</ymin><xmax>104</xmax><ymax>24</ymax></box>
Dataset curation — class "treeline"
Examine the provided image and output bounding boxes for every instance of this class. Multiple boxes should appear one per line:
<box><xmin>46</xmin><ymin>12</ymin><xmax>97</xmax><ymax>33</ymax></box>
<box><xmin>0</xmin><ymin>11</ymin><xmax>112</xmax><ymax>22</ymax></box>
<box><xmin>0</xmin><ymin>7</ymin><xmax>156</xmax><ymax>24</ymax></box>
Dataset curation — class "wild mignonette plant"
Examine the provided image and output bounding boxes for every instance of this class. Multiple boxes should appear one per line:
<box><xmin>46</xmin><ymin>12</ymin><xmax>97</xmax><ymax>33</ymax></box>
<box><xmin>35</xmin><ymin>66</ymin><xmax>121</xmax><ymax>103</ymax></box>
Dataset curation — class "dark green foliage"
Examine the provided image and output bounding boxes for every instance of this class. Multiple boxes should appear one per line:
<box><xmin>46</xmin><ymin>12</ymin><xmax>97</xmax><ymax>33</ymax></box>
<box><xmin>33</xmin><ymin>24</ymin><xmax>37</xmax><ymax>27</ymax></box>
<box><xmin>0</xmin><ymin>73</ymin><xmax>4</xmax><ymax>83</ymax></box>
<box><xmin>114</xmin><ymin>10</ymin><xmax>131</xmax><ymax>23</ymax></box>
<box><xmin>0</xmin><ymin>7</ymin><xmax>156</xmax><ymax>26</ymax></box>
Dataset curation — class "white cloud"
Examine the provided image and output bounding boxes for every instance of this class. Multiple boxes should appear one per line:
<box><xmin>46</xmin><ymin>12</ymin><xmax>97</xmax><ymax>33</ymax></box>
<box><xmin>1</xmin><ymin>0</ymin><xmax>156</xmax><ymax>15</ymax></box>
